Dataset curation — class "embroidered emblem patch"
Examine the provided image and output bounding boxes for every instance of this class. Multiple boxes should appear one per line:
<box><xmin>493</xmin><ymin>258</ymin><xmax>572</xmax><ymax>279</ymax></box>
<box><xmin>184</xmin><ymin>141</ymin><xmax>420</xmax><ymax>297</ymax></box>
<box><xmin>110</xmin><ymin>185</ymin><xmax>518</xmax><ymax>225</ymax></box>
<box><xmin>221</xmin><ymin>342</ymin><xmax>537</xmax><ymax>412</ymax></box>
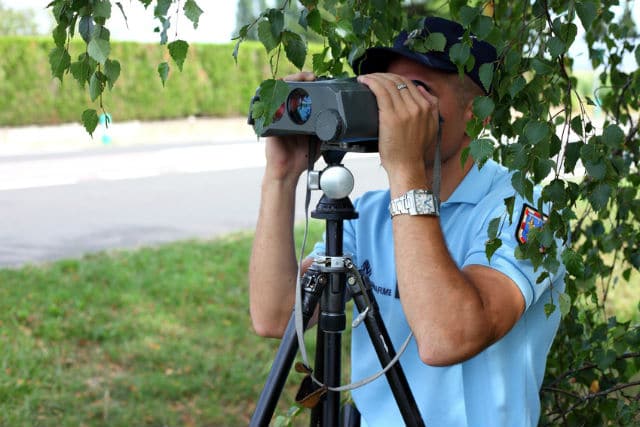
<box><xmin>516</xmin><ymin>204</ymin><xmax>547</xmax><ymax>244</ymax></box>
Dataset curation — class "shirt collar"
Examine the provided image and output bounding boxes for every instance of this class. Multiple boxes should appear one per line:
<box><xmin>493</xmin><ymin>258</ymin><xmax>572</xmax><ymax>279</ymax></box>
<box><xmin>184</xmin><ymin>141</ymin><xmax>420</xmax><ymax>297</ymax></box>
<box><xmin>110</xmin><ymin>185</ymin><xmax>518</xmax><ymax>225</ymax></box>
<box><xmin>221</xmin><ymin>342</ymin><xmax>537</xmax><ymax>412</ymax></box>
<box><xmin>442</xmin><ymin>159</ymin><xmax>501</xmax><ymax>206</ymax></box>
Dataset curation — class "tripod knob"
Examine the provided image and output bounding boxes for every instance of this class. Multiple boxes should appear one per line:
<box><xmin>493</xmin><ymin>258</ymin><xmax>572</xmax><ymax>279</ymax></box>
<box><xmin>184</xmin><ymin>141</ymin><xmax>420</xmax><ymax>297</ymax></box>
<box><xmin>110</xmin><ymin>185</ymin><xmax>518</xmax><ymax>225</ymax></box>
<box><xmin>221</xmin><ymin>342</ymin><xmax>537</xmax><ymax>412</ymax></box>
<box><xmin>320</xmin><ymin>165</ymin><xmax>354</xmax><ymax>200</ymax></box>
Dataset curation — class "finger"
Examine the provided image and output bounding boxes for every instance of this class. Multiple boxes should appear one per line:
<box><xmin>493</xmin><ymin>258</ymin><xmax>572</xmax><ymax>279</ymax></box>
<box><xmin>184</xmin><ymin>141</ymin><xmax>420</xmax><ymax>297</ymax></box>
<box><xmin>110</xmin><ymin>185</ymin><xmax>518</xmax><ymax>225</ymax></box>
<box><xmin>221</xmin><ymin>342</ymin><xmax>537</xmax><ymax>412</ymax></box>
<box><xmin>282</xmin><ymin>71</ymin><xmax>316</xmax><ymax>82</ymax></box>
<box><xmin>357</xmin><ymin>74</ymin><xmax>399</xmax><ymax>113</ymax></box>
<box><xmin>359</xmin><ymin>73</ymin><xmax>418</xmax><ymax>113</ymax></box>
<box><xmin>414</xmin><ymin>84</ymin><xmax>440</xmax><ymax>123</ymax></box>
<box><xmin>376</xmin><ymin>74</ymin><xmax>436</xmax><ymax>116</ymax></box>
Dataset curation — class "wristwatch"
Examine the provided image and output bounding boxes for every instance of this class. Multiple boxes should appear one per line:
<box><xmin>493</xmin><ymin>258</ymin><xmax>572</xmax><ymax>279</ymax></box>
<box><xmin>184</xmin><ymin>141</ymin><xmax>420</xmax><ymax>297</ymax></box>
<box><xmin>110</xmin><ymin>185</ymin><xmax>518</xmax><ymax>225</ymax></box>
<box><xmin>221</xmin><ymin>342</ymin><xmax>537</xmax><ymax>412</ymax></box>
<box><xmin>389</xmin><ymin>189</ymin><xmax>440</xmax><ymax>217</ymax></box>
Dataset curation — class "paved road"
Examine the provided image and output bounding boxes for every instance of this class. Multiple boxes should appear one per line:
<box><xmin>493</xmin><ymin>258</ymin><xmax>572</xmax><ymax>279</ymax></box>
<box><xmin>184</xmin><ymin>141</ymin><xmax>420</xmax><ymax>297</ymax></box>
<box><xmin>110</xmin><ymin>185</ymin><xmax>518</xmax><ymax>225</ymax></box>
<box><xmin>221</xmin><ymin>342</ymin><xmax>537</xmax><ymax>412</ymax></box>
<box><xmin>0</xmin><ymin>139</ymin><xmax>388</xmax><ymax>268</ymax></box>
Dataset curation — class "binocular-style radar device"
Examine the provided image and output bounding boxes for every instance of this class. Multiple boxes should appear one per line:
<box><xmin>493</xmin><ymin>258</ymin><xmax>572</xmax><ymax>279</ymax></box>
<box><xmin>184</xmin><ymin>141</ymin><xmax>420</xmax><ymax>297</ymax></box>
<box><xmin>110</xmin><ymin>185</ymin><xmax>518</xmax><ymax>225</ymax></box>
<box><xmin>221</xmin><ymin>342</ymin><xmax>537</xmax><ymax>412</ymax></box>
<box><xmin>249</xmin><ymin>78</ymin><xmax>380</xmax><ymax>152</ymax></box>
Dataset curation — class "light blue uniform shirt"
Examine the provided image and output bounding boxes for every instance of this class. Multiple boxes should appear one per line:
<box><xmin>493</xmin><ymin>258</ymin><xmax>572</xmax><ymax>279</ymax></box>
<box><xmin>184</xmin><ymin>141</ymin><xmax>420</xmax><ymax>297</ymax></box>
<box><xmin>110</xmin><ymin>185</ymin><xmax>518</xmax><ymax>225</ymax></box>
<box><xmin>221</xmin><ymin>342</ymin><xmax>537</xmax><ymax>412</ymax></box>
<box><xmin>312</xmin><ymin>160</ymin><xmax>565</xmax><ymax>427</ymax></box>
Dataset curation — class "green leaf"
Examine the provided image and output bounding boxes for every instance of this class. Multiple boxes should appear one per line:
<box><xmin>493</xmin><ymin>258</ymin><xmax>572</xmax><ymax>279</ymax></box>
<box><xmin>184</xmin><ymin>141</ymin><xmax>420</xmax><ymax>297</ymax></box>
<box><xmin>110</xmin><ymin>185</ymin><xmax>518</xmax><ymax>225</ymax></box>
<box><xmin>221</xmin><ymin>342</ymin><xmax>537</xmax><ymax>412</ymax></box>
<box><xmin>576</xmin><ymin>1</ymin><xmax>598</xmax><ymax>29</ymax></box>
<box><xmin>511</xmin><ymin>171</ymin><xmax>534</xmax><ymax>202</ymax></box>
<box><xmin>570</xmin><ymin>115</ymin><xmax>584</xmax><ymax>136</ymax></box>
<box><xmin>504</xmin><ymin>196</ymin><xmax>515</xmax><ymax>223</ymax></box>
<box><xmin>183</xmin><ymin>0</ymin><xmax>203</xmax><ymax>29</ymax></box>
<box><xmin>547</xmin><ymin>36</ymin><xmax>566</xmax><ymax>58</ymax></box>
<box><xmin>589</xmin><ymin>183</ymin><xmax>611</xmax><ymax>210</ymax></box>
<box><xmin>313</xmin><ymin>48</ymin><xmax>331</xmax><ymax>75</ymax></box>
<box><xmin>70</xmin><ymin>55</ymin><xmax>94</xmax><ymax>87</ymax></box>
<box><xmin>155</xmin><ymin>0</ymin><xmax>172</xmax><ymax>17</ymax></box>
<box><xmin>251</xmin><ymin>79</ymin><xmax>291</xmax><ymax>135</ymax></box>
<box><xmin>558</xmin><ymin>293</ymin><xmax>571</xmax><ymax>316</ymax></box>
<box><xmin>267</xmin><ymin>9</ymin><xmax>285</xmax><ymax>38</ymax></box>
<box><xmin>92</xmin><ymin>24</ymin><xmax>111</xmax><ymax>41</ymax></box>
<box><xmin>352</xmin><ymin>15</ymin><xmax>371</xmax><ymax>36</ymax></box>
<box><xmin>49</xmin><ymin>47</ymin><xmax>71</xmax><ymax>81</ymax></box>
<box><xmin>584</xmin><ymin>160</ymin><xmax>606</xmax><ymax>180</ymax></box>
<box><xmin>460</xmin><ymin>146</ymin><xmax>470</xmax><ymax>168</ymax></box>
<box><xmin>52</xmin><ymin>24</ymin><xmax>67</xmax><ymax>48</ymax></box>
<box><xmin>82</xmin><ymin>109</ymin><xmax>99</xmax><ymax>136</ymax></box>
<box><xmin>459</xmin><ymin>6</ymin><xmax>479</xmax><ymax>26</ymax></box>
<box><xmin>232</xmin><ymin>39</ymin><xmax>241</xmax><ymax>64</ymax></box>
<box><xmin>158</xmin><ymin>62</ymin><xmax>169</xmax><ymax>87</ymax></box>
<box><xmin>471</xmin><ymin>15</ymin><xmax>493</xmax><ymax>39</ymax></box>
<box><xmin>542</xmin><ymin>179</ymin><xmax>566</xmax><ymax>206</ymax></box>
<box><xmin>636</xmin><ymin>44</ymin><xmax>640</xmax><ymax>66</ymax></box>
<box><xmin>580</xmin><ymin>141</ymin><xmax>600</xmax><ymax>162</ymax></box>
<box><xmin>103</xmin><ymin>59</ymin><xmax>120</xmax><ymax>90</ymax></box>
<box><xmin>531</xmin><ymin>58</ymin><xmax>553</xmax><ymax>75</ymax></box>
<box><xmin>78</xmin><ymin>16</ymin><xmax>94</xmax><ymax>43</ymax></box>
<box><xmin>478</xmin><ymin>63</ymin><xmax>493</xmax><ymax>93</ymax></box>
<box><xmin>282</xmin><ymin>31</ymin><xmax>307</xmax><ymax>70</ymax></box>
<box><xmin>508</xmin><ymin>75</ymin><xmax>526</xmax><ymax>98</ymax></box>
<box><xmin>536</xmin><ymin>271</ymin><xmax>550</xmax><ymax>284</ymax></box>
<box><xmin>564</xmin><ymin>142</ymin><xmax>581</xmax><ymax>173</ymax></box>
<box><xmin>524</xmin><ymin>120</ymin><xmax>550</xmax><ymax>145</ymax></box>
<box><xmin>469</xmin><ymin>138</ymin><xmax>494</xmax><ymax>166</ymax></box>
<box><xmin>87</xmin><ymin>38</ymin><xmax>110</xmax><ymax>65</ymax></box>
<box><xmin>488</xmin><ymin>216</ymin><xmax>501</xmax><ymax>239</ymax></box>
<box><xmin>602</xmin><ymin>124</ymin><xmax>624</xmax><ymax>149</ymax></box>
<box><xmin>419</xmin><ymin>32</ymin><xmax>446</xmax><ymax>52</ymax></box>
<box><xmin>504</xmin><ymin>143</ymin><xmax>527</xmax><ymax>170</ymax></box>
<box><xmin>465</xmin><ymin>116</ymin><xmax>484</xmax><ymax>139</ymax></box>
<box><xmin>157</xmin><ymin>16</ymin><xmax>170</xmax><ymax>45</ymax></box>
<box><xmin>89</xmin><ymin>71</ymin><xmax>105</xmax><ymax>101</ymax></box>
<box><xmin>94</xmin><ymin>0</ymin><xmax>112</xmax><ymax>19</ymax></box>
<box><xmin>168</xmin><ymin>40</ymin><xmax>189</xmax><ymax>71</ymax></box>
<box><xmin>449</xmin><ymin>42</ymin><xmax>471</xmax><ymax>68</ymax></box>
<box><xmin>485</xmin><ymin>238</ymin><xmax>502</xmax><ymax>262</ymax></box>
<box><xmin>533</xmin><ymin>159</ymin><xmax>553</xmax><ymax>182</ymax></box>
<box><xmin>595</xmin><ymin>348</ymin><xmax>617</xmax><ymax>371</ymax></box>
<box><xmin>544</xmin><ymin>303</ymin><xmax>556</xmax><ymax>317</ymax></box>
<box><xmin>557</xmin><ymin>22</ymin><xmax>577</xmax><ymax>46</ymax></box>
<box><xmin>306</xmin><ymin>8</ymin><xmax>322</xmax><ymax>33</ymax></box>
<box><xmin>258</xmin><ymin>20</ymin><xmax>279</xmax><ymax>53</ymax></box>
<box><xmin>472</xmin><ymin>96</ymin><xmax>495</xmax><ymax>120</ymax></box>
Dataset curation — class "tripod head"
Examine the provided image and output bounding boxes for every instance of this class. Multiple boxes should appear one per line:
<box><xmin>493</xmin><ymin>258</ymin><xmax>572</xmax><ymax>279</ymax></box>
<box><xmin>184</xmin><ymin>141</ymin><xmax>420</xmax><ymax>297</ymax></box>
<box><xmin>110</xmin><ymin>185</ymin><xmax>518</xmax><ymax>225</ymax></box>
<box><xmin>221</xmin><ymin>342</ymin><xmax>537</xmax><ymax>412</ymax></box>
<box><xmin>307</xmin><ymin>150</ymin><xmax>358</xmax><ymax>221</ymax></box>
<box><xmin>308</xmin><ymin>150</ymin><xmax>355</xmax><ymax>201</ymax></box>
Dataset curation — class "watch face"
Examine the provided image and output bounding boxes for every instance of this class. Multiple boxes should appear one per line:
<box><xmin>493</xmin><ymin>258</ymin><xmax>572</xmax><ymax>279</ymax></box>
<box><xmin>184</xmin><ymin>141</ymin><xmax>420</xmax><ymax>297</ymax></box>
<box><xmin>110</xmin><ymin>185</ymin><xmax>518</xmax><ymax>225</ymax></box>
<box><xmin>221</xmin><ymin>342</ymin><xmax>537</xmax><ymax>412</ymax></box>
<box><xmin>415</xmin><ymin>191</ymin><xmax>435</xmax><ymax>214</ymax></box>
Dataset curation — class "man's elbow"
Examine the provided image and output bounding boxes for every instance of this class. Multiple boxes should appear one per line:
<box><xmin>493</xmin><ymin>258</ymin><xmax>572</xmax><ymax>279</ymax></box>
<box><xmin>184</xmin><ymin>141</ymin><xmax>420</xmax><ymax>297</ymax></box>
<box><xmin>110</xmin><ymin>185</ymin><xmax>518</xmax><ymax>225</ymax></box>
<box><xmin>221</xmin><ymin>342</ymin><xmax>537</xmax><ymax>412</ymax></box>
<box><xmin>415</xmin><ymin>330</ymin><xmax>491</xmax><ymax>367</ymax></box>
<box><xmin>250</xmin><ymin>311</ymin><xmax>288</xmax><ymax>338</ymax></box>
<box><xmin>418</xmin><ymin>345</ymin><xmax>465</xmax><ymax>367</ymax></box>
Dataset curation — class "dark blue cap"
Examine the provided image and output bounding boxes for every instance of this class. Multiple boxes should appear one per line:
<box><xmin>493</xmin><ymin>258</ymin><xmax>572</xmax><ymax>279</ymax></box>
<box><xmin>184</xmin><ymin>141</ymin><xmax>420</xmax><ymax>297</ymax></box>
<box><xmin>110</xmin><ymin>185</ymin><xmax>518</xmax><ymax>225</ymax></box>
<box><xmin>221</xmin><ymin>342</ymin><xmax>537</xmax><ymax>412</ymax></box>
<box><xmin>351</xmin><ymin>17</ymin><xmax>497</xmax><ymax>94</ymax></box>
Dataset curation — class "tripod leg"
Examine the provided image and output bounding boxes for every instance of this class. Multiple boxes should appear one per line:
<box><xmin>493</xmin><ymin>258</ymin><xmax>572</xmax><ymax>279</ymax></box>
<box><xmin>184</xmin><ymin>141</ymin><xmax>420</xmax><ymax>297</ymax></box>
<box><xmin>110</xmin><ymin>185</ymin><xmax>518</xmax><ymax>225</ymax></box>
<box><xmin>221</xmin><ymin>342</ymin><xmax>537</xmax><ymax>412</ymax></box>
<box><xmin>250</xmin><ymin>269</ymin><xmax>325</xmax><ymax>427</ymax></box>
<box><xmin>348</xmin><ymin>274</ymin><xmax>425</xmax><ymax>426</ymax></box>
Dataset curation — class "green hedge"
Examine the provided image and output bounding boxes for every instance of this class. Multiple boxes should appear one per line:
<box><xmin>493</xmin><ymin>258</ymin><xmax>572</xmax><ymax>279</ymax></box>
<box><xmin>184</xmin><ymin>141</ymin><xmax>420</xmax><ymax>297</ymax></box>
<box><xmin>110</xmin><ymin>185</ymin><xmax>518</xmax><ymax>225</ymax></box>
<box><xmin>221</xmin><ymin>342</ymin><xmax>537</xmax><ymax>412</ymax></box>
<box><xmin>0</xmin><ymin>37</ymin><xmax>304</xmax><ymax>126</ymax></box>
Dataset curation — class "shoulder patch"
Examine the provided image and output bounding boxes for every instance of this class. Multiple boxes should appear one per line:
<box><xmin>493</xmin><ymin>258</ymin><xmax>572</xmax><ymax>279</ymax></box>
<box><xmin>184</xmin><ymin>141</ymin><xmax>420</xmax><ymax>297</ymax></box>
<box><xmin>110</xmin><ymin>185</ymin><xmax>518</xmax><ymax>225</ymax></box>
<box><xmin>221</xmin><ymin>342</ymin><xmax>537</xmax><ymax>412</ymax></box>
<box><xmin>516</xmin><ymin>204</ymin><xmax>547</xmax><ymax>244</ymax></box>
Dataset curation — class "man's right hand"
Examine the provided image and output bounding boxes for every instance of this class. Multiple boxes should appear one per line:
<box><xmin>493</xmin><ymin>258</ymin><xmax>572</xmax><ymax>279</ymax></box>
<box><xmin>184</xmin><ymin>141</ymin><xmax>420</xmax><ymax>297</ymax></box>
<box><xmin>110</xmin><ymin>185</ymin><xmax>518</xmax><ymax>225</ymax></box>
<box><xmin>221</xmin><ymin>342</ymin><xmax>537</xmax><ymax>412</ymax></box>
<box><xmin>264</xmin><ymin>71</ymin><xmax>318</xmax><ymax>183</ymax></box>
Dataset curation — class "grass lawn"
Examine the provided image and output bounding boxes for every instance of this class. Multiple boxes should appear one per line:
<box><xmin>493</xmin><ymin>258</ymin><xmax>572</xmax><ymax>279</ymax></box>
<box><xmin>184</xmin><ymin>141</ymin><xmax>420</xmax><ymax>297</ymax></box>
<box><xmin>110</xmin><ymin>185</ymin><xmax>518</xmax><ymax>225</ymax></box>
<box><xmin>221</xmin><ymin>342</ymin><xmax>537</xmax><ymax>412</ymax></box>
<box><xmin>0</xmin><ymin>222</ymin><xmax>325</xmax><ymax>427</ymax></box>
<box><xmin>1</xmin><ymin>220</ymin><xmax>638</xmax><ymax>426</ymax></box>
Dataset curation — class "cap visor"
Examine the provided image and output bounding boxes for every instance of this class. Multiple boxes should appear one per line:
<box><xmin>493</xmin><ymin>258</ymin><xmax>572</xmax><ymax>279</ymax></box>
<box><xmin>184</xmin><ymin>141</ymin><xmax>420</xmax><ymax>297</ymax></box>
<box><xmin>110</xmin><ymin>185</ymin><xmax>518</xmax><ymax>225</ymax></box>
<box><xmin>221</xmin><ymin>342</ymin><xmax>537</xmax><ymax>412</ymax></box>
<box><xmin>352</xmin><ymin>47</ymin><xmax>457</xmax><ymax>75</ymax></box>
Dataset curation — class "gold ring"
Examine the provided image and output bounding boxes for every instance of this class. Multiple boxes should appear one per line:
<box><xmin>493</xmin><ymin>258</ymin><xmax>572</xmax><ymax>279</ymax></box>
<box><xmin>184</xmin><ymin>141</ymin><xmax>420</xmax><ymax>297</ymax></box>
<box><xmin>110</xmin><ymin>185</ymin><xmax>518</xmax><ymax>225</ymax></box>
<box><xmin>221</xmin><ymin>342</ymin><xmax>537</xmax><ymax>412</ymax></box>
<box><xmin>396</xmin><ymin>83</ymin><xmax>408</xmax><ymax>90</ymax></box>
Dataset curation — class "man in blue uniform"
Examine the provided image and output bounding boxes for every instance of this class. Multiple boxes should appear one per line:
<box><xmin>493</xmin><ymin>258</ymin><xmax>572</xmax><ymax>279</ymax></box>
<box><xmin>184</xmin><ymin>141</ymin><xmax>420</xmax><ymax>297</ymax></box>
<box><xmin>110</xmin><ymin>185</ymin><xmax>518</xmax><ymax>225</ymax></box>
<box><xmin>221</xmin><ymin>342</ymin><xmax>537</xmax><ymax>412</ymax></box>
<box><xmin>249</xmin><ymin>16</ymin><xmax>565</xmax><ymax>426</ymax></box>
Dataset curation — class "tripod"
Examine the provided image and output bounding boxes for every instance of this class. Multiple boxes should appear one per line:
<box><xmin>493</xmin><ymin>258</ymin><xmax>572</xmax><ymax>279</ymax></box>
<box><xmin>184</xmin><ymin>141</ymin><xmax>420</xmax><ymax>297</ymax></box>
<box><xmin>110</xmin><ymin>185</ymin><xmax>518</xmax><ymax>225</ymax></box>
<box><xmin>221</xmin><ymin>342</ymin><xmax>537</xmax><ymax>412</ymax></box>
<box><xmin>250</xmin><ymin>151</ymin><xmax>425</xmax><ymax>427</ymax></box>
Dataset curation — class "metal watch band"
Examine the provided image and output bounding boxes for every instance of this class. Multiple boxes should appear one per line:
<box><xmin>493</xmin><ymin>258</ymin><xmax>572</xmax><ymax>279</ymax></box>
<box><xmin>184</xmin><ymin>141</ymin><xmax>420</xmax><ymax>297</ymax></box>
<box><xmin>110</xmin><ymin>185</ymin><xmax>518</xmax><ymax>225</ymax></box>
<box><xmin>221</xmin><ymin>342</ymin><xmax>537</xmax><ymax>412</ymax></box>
<box><xmin>389</xmin><ymin>189</ymin><xmax>440</xmax><ymax>217</ymax></box>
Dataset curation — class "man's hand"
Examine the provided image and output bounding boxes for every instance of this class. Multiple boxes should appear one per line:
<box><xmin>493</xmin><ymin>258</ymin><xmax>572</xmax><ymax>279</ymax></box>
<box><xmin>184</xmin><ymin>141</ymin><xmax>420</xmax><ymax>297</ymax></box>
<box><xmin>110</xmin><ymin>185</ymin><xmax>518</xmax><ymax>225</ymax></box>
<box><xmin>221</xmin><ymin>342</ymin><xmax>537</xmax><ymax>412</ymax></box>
<box><xmin>356</xmin><ymin>72</ymin><xmax>439</xmax><ymax>187</ymax></box>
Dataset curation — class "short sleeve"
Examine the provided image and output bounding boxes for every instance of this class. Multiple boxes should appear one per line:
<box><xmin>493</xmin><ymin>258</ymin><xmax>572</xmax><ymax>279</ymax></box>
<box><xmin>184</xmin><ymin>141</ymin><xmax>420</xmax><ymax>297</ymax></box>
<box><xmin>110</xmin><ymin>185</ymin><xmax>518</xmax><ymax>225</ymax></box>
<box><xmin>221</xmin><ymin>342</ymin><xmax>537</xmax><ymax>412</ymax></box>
<box><xmin>462</xmin><ymin>197</ymin><xmax>565</xmax><ymax>309</ymax></box>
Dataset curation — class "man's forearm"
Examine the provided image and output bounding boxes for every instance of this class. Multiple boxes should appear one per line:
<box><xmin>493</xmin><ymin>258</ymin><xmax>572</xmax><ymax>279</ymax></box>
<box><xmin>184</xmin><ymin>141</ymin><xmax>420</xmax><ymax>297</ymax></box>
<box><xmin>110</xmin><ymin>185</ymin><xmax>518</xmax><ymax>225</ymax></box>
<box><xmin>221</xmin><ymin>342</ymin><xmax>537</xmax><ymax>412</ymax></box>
<box><xmin>391</xmin><ymin>215</ymin><xmax>493</xmax><ymax>365</ymax></box>
<box><xmin>249</xmin><ymin>175</ymin><xmax>301</xmax><ymax>337</ymax></box>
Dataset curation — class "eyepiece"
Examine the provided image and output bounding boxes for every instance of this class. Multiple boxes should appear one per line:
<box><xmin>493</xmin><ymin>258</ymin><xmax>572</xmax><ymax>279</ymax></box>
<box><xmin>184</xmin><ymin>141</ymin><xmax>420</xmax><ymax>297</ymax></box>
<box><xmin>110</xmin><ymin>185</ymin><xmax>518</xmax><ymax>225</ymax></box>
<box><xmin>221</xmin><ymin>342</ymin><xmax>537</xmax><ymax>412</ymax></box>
<box><xmin>287</xmin><ymin>88</ymin><xmax>312</xmax><ymax>124</ymax></box>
